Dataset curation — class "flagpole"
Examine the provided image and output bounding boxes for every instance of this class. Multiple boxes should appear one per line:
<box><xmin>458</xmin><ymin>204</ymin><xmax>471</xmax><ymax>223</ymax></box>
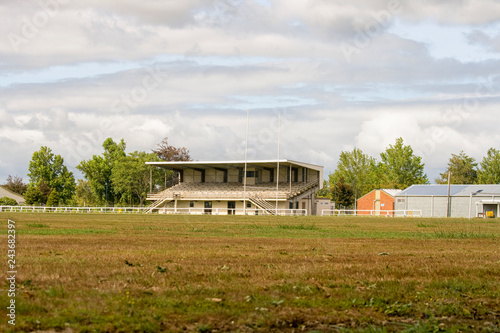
<box><xmin>243</xmin><ymin>109</ymin><xmax>249</xmax><ymax>215</ymax></box>
<box><xmin>275</xmin><ymin>113</ymin><xmax>281</xmax><ymax>215</ymax></box>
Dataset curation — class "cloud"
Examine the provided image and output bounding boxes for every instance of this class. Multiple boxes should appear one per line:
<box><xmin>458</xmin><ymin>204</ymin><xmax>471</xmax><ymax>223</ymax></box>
<box><xmin>2</xmin><ymin>0</ymin><xmax>500</xmax><ymax>184</ymax></box>
<box><xmin>467</xmin><ymin>29</ymin><xmax>500</xmax><ymax>54</ymax></box>
<box><xmin>401</xmin><ymin>0</ymin><xmax>500</xmax><ymax>25</ymax></box>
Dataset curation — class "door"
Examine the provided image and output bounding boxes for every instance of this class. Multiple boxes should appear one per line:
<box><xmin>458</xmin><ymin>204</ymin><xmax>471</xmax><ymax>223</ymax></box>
<box><xmin>227</xmin><ymin>201</ymin><xmax>236</xmax><ymax>215</ymax></box>
<box><xmin>204</xmin><ymin>201</ymin><xmax>212</xmax><ymax>215</ymax></box>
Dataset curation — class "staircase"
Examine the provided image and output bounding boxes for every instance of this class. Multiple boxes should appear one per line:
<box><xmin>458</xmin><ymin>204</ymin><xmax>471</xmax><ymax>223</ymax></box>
<box><xmin>287</xmin><ymin>180</ymin><xmax>319</xmax><ymax>199</ymax></box>
<box><xmin>144</xmin><ymin>176</ymin><xmax>180</xmax><ymax>214</ymax></box>
<box><xmin>248</xmin><ymin>195</ymin><xmax>278</xmax><ymax>215</ymax></box>
<box><xmin>145</xmin><ymin>197</ymin><xmax>172</xmax><ymax>214</ymax></box>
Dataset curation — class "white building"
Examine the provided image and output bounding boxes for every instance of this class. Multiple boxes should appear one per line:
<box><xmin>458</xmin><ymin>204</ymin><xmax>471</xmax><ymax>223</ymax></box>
<box><xmin>145</xmin><ymin>159</ymin><xmax>323</xmax><ymax>215</ymax></box>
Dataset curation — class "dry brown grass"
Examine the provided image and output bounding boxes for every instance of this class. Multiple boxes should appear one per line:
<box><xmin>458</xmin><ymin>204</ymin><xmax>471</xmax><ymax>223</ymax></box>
<box><xmin>1</xmin><ymin>213</ymin><xmax>499</xmax><ymax>332</ymax></box>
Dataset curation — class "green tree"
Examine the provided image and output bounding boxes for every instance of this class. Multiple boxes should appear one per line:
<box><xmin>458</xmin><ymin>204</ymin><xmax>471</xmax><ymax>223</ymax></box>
<box><xmin>379</xmin><ymin>137</ymin><xmax>428</xmax><ymax>189</ymax></box>
<box><xmin>436</xmin><ymin>151</ymin><xmax>477</xmax><ymax>184</ymax></box>
<box><xmin>315</xmin><ymin>180</ymin><xmax>330</xmax><ymax>198</ymax></box>
<box><xmin>329</xmin><ymin>147</ymin><xmax>376</xmax><ymax>198</ymax></box>
<box><xmin>77</xmin><ymin>138</ymin><xmax>126</xmax><ymax>206</ymax></box>
<box><xmin>27</xmin><ymin>147</ymin><xmax>75</xmax><ymax>205</ymax></box>
<box><xmin>477</xmin><ymin>148</ymin><xmax>500</xmax><ymax>184</ymax></box>
<box><xmin>332</xmin><ymin>177</ymin><xmax>354</xmax><ymax>208</ymax></box>
<box><xmin>46</xmin><ymin>190</ymin><xmax>60</xmax><ymax>207</ymax></box>
<box><xmin>111</xmin><ymin>151</ymin><xmax>163</xmax><ymax>206</ymax></box>
<box><xmin>24</xmin><ymin>185</ymin><xmax>45</xmax><ymax>205</ymax></box>
<box><xmin>74</xmin><ymin>179</ymin><xmax>94</xmax><ymax>206</ymax></box>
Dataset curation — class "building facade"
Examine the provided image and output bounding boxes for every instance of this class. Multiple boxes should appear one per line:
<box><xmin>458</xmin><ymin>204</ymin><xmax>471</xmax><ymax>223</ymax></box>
<box><xmin>395</xmin><ymin>184</ymin><xmax>500</xmax><ymax>218</ymax></box>
<box><xmin>356</xmin><ymin>189</ymin><xmax>401</xmax><ymax>216</ymax></box>
<box><xmin>145</xmin><ymin>159</ymin><xmax>324</xmax><ymax>215</ymax></box>
<box><xmin>315</xmin><ymin>197</ymin><xmax>335</xmax><ymax>215</ymax></box>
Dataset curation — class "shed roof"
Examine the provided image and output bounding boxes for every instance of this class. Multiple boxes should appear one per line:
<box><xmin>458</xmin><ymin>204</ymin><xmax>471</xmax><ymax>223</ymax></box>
<box><xmin>381</xmin><ymin>189</ymin><xmax>402</xmax><ymax>197</ymax></box>
<box><xmin>146</xmin><ymin>159</ymin><xmax>324</xmax><ymax>189</ymax></box>
<box><xmin>0</xmin><ymin>185</ymin><xmax>25</xmax><ymax>204</ymax></box>
<box><xmin>146</xmin><ymin>159</ymin><xmax>323</xmax><ymax>171</ymax></box>
<box><xmin>396</xmin><ymin>184</ymin><xmax>500</xmax><ymax>197</ymax></box>
<box><xmin>453</xmin><ymin>185</ymin><xmax>500</xmax><ymax>196</ymax></box>
<box><xmin>356</xmin><ymin>189</ymin><xmax>402</xmax><ymax>201</ymax></box>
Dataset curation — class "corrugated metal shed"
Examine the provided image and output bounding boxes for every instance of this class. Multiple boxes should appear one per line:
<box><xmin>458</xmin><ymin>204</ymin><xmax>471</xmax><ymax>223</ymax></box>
<box><xmin>395</xmin><ymin>184</ymin><xmax>500</xmax><ymax>218</ymax></box>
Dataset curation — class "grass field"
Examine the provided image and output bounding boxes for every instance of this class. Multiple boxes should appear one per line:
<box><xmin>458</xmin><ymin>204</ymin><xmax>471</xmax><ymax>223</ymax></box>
<box><xmin>1</xmin><ymin>213</ymin><xmax>499</xmax><ymax>332</ymax></box>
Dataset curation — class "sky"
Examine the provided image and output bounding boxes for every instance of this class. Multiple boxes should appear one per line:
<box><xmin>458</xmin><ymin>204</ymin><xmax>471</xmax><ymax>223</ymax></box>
<box><xmin>2</xmin><ymin>0</ymin><xmax>500</xmax><ymax>184</ymax></box>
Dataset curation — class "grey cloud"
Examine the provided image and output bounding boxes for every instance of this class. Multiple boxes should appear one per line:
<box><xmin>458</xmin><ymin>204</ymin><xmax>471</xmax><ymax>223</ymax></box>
<box><xmin>3</xmin><ymin>0</ymin><xmax>500</xmax><ymax>183</ymax></box>
<box><xmin>401</xmin><ymin>0</ymin><xmax>500</xmax><ymax>25</ymax></box>
<box><xmin>467</xmin><ymin>30</ymin><xmax>500</xmax><ymax>53</ymax></box>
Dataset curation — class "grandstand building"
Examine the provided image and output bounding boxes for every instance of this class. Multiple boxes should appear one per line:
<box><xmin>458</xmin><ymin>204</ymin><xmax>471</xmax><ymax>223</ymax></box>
<box><xmin>145</xmin><ymin>159</ymin><xmax>323</xmax><ymax>215</ymax></box>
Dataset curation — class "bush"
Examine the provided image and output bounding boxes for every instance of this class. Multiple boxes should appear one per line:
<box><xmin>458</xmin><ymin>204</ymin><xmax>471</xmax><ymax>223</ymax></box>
<box><xmin>46</xmin><ymin>190</ymin><xmax>60</xmax><ymax>207</ymax></box>
<box><xmin>0</xmin><ymin>197</ymin><xmax>18</xmax><ymax>206</ymax></box>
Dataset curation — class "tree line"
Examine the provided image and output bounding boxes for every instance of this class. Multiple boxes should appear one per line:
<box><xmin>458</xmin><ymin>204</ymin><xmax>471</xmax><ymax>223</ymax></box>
<box><xmin>2</xmin><ymin>137</ymin><xmax>190</xmax><ymax>207</ymax></box>
<box><xmin>318</xmin><ymin>138</ymin><xmax>500</xmax><ymax>208</ymax></box>
<box><xmin>435</xmin><ymin>149</ymin><xmax>500</xmax><ymax>185</ymax></box>
<box><xmin>3</xmin><ymin>136</ymin><xmax>500</xmax><ymax>208</ymax></box>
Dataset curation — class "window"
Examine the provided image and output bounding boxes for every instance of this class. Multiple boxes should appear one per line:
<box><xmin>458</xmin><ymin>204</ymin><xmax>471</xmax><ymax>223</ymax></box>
<box><xmin>204</xmin><ymin>201</ymin><xmax>212</xmax><ymax>215</ymax></box>
<box><xmin>189</xmin><ymin>201</ymin><xmax>194</xmax><ymax>208</ymax></box>
<box><xmin>247</xmin><ymin>202</ymin><xmax>252</xmax><ymax>208</ymax></box>
<box><xmin>228</xmin><ymin>201</ymin><xmax>235</xmax><ymax>215</ymax></box>
<box><xmin>397</xmin><ymin>199</ymin><xmax>405</xmax><ymax>203</ymax></box>
<box><xmin>246</xmin><ymin>171</ymin><xmax>257</xmax><ymax>177</ymax></box>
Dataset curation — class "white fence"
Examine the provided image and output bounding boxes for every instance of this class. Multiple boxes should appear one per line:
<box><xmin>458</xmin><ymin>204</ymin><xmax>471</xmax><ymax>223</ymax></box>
<box><xmin>321</xmin><ymin>209</ymin><xmax>423</xmax><ymax>217</ymax></box>
<box><xmin>157</xmin><ymin>208</ymin><xmax>307</xmax><ymax>216</ymax></box>
<box><xmin>0</xmin><ymin>206</ymin><xmax>307</xmax><ymax>216</ymax></box>
<box><xmin>0</xmin><ymin>206</ymin><xmax>148</xmax><ymax>214</ymax></box>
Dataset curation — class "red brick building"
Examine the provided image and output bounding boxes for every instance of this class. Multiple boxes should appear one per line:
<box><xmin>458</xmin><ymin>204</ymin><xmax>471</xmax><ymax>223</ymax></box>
<box><xmin>356</xmin><ymin>189</ymin><xmax>401</xmax><ymax>216</ymax></box>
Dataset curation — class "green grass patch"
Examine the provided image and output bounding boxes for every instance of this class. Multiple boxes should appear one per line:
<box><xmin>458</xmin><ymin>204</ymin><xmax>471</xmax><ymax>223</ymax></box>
<box><xmin>0</xmin><ymin>212</ymin><xmax>499</xmax><ymax>332</ymax></box>
<box><xmin>27</xmin><ymin>223</ymin><xmax>50</xmax><ymax>228</ymax></box>
<box><xmin>416</xmin><ymin>223</ymin><xmax>436</xmax><ymax>228</ymax></box>
<box><xmin>277</xmin><ymin>223</ymin><xmax>319</xmax><ymax>230</ymax></box>
<box><xmin>18</xmin><ymin>228</ymin><xmax>118</xmax><ymax>235</ymax></box>
<box><xmin>433</xmin><ymin>229</ymin><xmax>496</xmax><ymax>239</ymax></box>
